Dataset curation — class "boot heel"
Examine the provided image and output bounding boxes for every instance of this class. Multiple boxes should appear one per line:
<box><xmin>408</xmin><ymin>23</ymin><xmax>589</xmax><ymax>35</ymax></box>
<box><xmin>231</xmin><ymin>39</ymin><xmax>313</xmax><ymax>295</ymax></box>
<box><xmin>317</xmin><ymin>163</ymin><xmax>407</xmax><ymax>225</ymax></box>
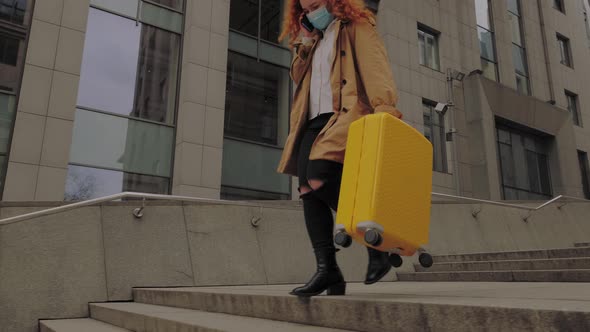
<box><xmin>327</xmin><ymin>282</ymin><xmax>346</xmax><ymax>296</ymax></box>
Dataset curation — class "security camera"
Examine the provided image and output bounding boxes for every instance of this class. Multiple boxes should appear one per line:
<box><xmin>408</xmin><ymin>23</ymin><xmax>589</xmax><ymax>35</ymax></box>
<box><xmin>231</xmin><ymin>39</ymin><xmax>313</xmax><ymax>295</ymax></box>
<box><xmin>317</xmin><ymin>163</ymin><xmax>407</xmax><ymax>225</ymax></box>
<box><xmin>434</xmin><ymin>102</ymin><xmax>449</xmax><ymax>116</ymax></box>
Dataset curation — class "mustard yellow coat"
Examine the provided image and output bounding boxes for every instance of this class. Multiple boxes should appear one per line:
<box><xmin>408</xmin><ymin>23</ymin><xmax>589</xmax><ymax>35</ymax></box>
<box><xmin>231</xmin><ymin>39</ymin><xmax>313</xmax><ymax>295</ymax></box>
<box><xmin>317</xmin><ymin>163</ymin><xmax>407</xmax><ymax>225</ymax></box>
<box><xmin>277</xmin><ymin>17</ymin><xmax>402</xmax><ymax>176</ymax></box>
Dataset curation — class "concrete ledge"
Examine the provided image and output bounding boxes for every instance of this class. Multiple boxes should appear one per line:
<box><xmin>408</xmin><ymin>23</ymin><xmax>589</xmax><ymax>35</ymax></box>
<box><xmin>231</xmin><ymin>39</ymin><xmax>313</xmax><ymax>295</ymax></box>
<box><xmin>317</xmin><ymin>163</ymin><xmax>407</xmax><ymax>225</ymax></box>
<box><xmin>132</xmin><ymin>283</ymin><xmax>590</xmax><ymax>332</ymax></box>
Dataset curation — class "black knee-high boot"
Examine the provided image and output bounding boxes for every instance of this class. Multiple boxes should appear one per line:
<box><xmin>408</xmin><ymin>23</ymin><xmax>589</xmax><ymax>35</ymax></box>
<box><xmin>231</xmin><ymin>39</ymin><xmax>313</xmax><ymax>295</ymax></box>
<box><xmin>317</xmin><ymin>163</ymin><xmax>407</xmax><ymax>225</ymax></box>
<box><xmin>291</xmin><ymin>193</ymin><xmax>345</xmax><ymax>297</ymax></box>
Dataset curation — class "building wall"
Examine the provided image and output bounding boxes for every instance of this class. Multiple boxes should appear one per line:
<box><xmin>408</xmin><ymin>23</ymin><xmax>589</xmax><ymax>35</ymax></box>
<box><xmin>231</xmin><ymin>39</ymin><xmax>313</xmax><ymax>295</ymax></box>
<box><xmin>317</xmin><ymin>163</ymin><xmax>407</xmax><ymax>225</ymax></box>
<box><xmin>3</xmin><ymin>0</ymin><xmax>590</xmax><ymax>202</ymax></box>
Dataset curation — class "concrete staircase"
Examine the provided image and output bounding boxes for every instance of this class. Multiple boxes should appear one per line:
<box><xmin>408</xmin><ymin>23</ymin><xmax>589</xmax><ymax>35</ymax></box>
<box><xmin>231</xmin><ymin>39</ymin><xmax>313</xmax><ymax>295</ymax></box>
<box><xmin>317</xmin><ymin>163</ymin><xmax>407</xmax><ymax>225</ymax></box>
<box><xmin>40</xmin><ymin>282</ymin><xmax>590</xmax><ymax>331</ymax></box>
<box><xmin>398</xmin><ymin>246</ymin><xmax>590</xmax><ymax>282</ymax></box>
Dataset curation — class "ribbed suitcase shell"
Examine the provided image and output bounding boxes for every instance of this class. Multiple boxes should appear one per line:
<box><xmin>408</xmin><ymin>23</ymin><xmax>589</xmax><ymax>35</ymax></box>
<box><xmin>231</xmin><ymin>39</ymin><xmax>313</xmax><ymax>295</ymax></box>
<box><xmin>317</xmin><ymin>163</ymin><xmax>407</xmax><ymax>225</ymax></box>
<box><xmin>336</xmin><ymin>113</ymin><xmax>433</xmax><ymax>256</ymax></box>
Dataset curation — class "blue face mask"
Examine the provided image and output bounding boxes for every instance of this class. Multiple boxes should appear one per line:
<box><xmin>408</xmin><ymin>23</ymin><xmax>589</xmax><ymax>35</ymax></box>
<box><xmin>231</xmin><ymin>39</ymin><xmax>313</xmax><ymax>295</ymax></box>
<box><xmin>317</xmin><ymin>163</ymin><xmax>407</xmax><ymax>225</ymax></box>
<box><xmin>306</xmin><ymin>6</ymin><xmax>335</xmax><ymax>31</ymax></box>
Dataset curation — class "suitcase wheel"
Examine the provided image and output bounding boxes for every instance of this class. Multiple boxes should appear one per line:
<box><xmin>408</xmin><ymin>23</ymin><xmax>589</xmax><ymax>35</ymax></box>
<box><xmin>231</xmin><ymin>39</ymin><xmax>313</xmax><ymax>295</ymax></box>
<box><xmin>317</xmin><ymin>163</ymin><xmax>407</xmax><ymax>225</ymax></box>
<box><xmin>334</xmin><ymin>231</ymin><xmax>353</xmax><ymax>248</ymax></box>
<box><xmin>419</xmin><ymin>253</ymin><xmax>434</xmax><ymax>268</ymax></box>
<box><xmin>388</xmin><ymin>253</ymin><xmax>403</xmax><ymax>268</ymax></box>
<box><xmin>364</xmin><ymin>229</ymin><xmax>383</xmax><ymax>246</ymax></box>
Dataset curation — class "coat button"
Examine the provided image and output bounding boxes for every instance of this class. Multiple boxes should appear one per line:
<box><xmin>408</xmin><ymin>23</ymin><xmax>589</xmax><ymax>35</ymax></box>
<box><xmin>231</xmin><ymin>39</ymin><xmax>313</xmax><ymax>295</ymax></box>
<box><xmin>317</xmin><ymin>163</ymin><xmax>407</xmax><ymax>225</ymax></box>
<box><xmin>341</xmin><ymin>107</ymin><xmax>348</xmax><ymax>113</ymax></box>
<box><xmin>340</xmin><ymin>50</ymin><xmax>346</xmax><ymax>56</ymax></box>
<box><xmin>342</xmin><ymin>79</ymin><xmax>347</xmax><ymax>85</ymax></box>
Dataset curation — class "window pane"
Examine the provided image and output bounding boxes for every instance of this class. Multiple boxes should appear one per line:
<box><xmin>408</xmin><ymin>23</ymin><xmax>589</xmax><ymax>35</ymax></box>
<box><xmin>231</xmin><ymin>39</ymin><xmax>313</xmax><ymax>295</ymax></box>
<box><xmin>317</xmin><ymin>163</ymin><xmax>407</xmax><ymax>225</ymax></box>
<box><xmin>0</xmin><ymin>34</ymin><xmax>19</xmax><ymax>66</ymax></box>
<box><xmin>538</xmin><ymin>154</ymin><xmax>551</xmax><ymax>195</ymax></box>
<box><xmin>230</xmin><ymin>0</ymin><xmax>259</xmax><ymax>37</ymax></box>
<box><xmin>508</xmin><ymin>13</ymin><xmax>522</xmax><ymax>46</ymax></box>
<box><xmin>69</xmin><ymin>109</ymin><xmax>174</xmax><ymax>177</ymax></box>
<box><xmin>261</xmin><ymin>0</ymin><xmax>282</xmax><ymax>44</ymax></box>
<box><xmin>89</xmin><ymin>0</ymin><xmax>139</xmax><ymax>17</ymax></box>
<box><xmin>78</xmin><ymin>8</ymin><xmax>179</xmax><ymax>124</ymax></box>
<box><xmin>478</xmin><ymin>27</ymin><xmax>495</xmax><ymax>61</ymax></box>
<box><xmin>65</xmin><ymin>165</ymin><xmax>169</xmax><ymax>201</ymax></box>
<box><xmin>140</xmin><ymin>1</ymin><xmax>183</xmax><ymax>33</ymax></box>
<box><xmin>0</xmin><ymin>92</ymin><xmax>15</xmax><ymax>154</ymax></box>
<box><xmin>481</xmin><ymin>58</ymin><xmax>498</xmax><ymax>81</ymax></box>
<box><xmin>498</xmin><ymin>128</ymin><xmax>511</xmax><ymax>144</ymax></box>
<box><xmin>221</xmin><ymin>138</ymin><xmax>290</xmax><ymax>194</ymax></box>
<box><xmin>224</xmin><ymin>52</ymin><xmax>290</xmax><ymax>146</ymax></box>
<box><xmin>516</xmin><ymin>73</ymin><xmax>530</xmax><ymax>95</ymax></box>
<box><xmin>526</xmin><ymin>150</ymin><xmax>541</xmax><ymax>193</ymax></box>
<box><xmin>513</xmin><ymin>44</ymin><xmax>529</xmax><ymax>75</ymax></box>
<box><xmin>132</xmin><ymin>24</ymin><xmax>180</xmax><ymax>123</ymax></box>
<box><xmin>0</xmin><ymin>0</ymin><xmax>26</xmax><ymax>24</ymax></box>
<box><xmin>418</xmin><ymin>31</ymin><xmax>426</xmax><ymax>66</ymax></box>
<box><xmin>259</xmin><ymin>41</ymin><xmax>292</xmax><ymax>68</ymax></box>
<box><xmin>507</xmin><ymin>0</ymin><xmax>519</xmax><ymax>15</ymax></box>
<box><xmin>149</xmin><ymin>0</ymin><xmax>183</xmax><ymax>11</ymax></box>
<box><xmin>566</xmin><ymin>93</ymin><xmax>581</xmax><ymax>126</ymax></box>
<box><xmin>578</xmin><ymin>151</ymin><xmax>590</xmax><ymax>199</ymax></box>
<box><xmin>229</xmin><ymin>31</ymin><xmax>258</xmax><ymax>57</ymax></box>
<box><xmin>475</xmin><ymin>0</ymin><xmax>491</xmax><ymax>30</ymax></box>
<box><xmin>499</xmin><ymin>143</ymin><xmax>516</xmax><ymax>187</ymax></box>
<box><xmin>221</xmin><ymin>185</ymin><xmax>290</xmax><ymax>200</ymax></box>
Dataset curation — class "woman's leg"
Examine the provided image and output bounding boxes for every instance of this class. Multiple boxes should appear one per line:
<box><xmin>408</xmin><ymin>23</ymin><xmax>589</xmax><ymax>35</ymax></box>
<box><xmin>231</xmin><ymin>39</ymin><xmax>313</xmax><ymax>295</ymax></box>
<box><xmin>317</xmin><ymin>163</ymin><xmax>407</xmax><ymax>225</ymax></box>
<box><xmin>291</xmin><ymin>116</ymin><xmax>345</xmax><ymax>297</ymax></box>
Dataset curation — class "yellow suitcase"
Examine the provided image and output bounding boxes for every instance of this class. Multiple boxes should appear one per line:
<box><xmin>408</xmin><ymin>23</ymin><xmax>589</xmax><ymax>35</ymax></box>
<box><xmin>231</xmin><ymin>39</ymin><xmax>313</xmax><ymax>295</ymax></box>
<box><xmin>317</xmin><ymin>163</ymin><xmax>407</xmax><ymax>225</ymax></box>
<box><xmin>335</xmin><ymin>112</ymin><xmax>434</xmax><ymax>268</ymax></box>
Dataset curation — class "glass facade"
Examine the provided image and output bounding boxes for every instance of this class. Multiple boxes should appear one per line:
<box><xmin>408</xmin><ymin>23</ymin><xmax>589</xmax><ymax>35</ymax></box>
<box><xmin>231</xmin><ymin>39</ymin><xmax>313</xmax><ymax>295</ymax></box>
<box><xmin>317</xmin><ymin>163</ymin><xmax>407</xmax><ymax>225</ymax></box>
<box><xmin>224</xmin><ymin>0</ymin><xmax>291</xmax><ymax>200</ymax></box>
<box><xmin>423</xmin><ymin>101</ymin><xmax>447</xmax><ymax>173</ymax></box>
<box><xmin>497</xmin><ymin>125</ymin><xmax>552</xmax><ymax>200</ymax></box>
<box><xmin>507</xmin><ymin>0</ymin><xmax>530</xmax><ymax>95</ymax></box>
<box><xmin>0</xmin><ymin>0</ymin><xmax>26</xmax><ymax>24</ymax></box>
<box><xmin>475</xmin><ymin>0</ymin><xmax>499</xmax><ymax>81</ymax></box>
<box><xmin>418</xmin><ymin>26</ymin><xmax>440</xmax><ymax>71</ymax></box>
<box><xmin>65</xmin><ymin>2</ymin><xmax>182</xmax><ymax>200</ymax></box>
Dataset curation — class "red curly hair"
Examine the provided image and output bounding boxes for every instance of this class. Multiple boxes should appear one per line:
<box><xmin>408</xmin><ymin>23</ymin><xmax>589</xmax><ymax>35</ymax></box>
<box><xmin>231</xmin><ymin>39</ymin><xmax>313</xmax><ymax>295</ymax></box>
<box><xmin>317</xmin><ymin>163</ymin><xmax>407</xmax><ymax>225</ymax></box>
<box><xmin>279</xmin><ymin>0</ymin><xmax>372</xmax><ymax>48</ymax></box>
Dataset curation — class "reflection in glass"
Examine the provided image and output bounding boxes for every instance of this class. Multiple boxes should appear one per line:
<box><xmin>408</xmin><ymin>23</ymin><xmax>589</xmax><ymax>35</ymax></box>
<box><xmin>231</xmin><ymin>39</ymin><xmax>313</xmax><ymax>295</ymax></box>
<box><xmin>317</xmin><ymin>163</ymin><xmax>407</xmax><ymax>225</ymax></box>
<box><xmin>140</xmin><ymin>1</ymin><xmax>183</xmax><ymax>33</ymax></box>
<box><xmin>0</xmin><ymin>0</ymin><xmax>26</xmax><ymax>24</ymax></box>
<box><xmin>261</xmin><ymin>0</ymin><xmax>283</xmax><ymax>44</ymax></box>
<box><xmin>78</xmin><ymin>8</ymin><xmax>179</xmax><ymax>124</ymax></box>
<box><xmin>497</xmin><ymin>126</ymin><xmax>552</xmax><ymax>200</ymax></box>
<box><xmin>89</xmin><ymin>0</ymin><xmax>139</xmax><ymax>18</ymax></box>
<box><xmin>65</xmin><ymin>165</ymin><xmax>169</xmax><ymax>201</ymax></box>
<box><xmin>0</xmin><ymin>34</ymin><xmax>19</xmax><ymax>66</ymax></box>
<box><xmin>423</xmin><ymin>102</ymin><xmax>446</xmax><ymax>173</ymax></box>
<box><xmin>222</xmin><ymin>138</ymin><xmax>290</xmax><ymax>195</ymax></box>
<box><xmin>0</xmin><ymin>92</ymin><xmax>15</xmax><ymax>154</ymax></box>
<box><xmin>475</xmin><ymin>0</ymin><xmax>491</xmax><ymax>30</ymax></box>
<box><xmin>224</xmin><ymin>52</ymin><xmax>290</xmax><ymax>146</ymax></box>
<box><xmin>477</xmin><ymin>27</ymin><xmax>495</xmax><ymax>61</ymax></box>
<box><xmin>149</xmin><ymin>0</ymin><xmax>183</xmax><ymax>11</ymax></box>
<box><xmin>69</xmin><ymin>109</ymin><xmax>174</xmax><ymax>177</ymax></box>
<box><xmin>230</xmin><ymin>0</ymin><xmax>259</xmax><ymax>37</ymax></box>
<box><xmin>418</xmin><ymin>29</ymin><xmax>439</xmax><ymax>71</ymax></box>
<box><xmin>481</xmin><ymin>59</ymin><xmax>497</xmax><ymax>81</ymax></box>
<box><xmin>512</xmin><ymin>45</ymin><xmax>527</xmax><ymax>75</ymax></box>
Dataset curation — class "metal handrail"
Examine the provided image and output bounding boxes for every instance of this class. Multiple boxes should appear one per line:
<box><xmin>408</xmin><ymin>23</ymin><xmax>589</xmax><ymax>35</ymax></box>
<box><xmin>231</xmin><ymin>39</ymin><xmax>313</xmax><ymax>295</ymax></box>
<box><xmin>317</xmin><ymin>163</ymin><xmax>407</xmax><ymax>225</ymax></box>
<box><xmin>0</xmin><ymin>191</ymin><xmax>588</xmax><ymax>226</ymax></box>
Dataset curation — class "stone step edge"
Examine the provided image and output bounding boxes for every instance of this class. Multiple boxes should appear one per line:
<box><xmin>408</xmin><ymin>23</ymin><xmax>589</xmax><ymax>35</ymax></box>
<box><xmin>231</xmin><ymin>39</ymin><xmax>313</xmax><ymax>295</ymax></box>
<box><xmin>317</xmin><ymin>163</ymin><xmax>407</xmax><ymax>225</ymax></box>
<box><xmin>39</xmin><ymin>318</ymin><xmax>130</xmax><ymax>332</ymax></box>
<box><xmin>415</xmin><ymin>257</ymin><xmax>590</xmax><ymax>267</ymax></box>
<box><xmin>432</xmin><ymin>247</ymin><xmax>590</xmax><ymax>262</ymax></box>
<box><xmin>89</xmin><ymin>302</ymin><xmax>353</xmax><ymax>332</ymax></box>
<box><xmin>131</xmin><ymin>288</ymin><xmax>590</xmax><ymax>331</ymax></box>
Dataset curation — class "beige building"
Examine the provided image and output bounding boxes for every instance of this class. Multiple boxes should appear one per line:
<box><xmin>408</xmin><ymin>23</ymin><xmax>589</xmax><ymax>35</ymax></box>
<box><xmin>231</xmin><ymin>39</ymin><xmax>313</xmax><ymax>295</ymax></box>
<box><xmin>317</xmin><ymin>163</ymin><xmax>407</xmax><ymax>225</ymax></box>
<box><xmin>1</xmin><ymin>0</ymin><xmax>590</xmax><ymax>202</ymax></box>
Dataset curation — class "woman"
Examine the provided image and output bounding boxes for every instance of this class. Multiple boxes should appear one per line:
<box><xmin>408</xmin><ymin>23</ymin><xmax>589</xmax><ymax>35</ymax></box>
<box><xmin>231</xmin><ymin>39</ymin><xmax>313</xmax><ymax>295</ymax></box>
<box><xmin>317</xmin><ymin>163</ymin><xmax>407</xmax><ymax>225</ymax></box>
<box><xmin>277</xmin><ymin>0</ymin><xmax>403</xmax><ymax>297</ymax></box>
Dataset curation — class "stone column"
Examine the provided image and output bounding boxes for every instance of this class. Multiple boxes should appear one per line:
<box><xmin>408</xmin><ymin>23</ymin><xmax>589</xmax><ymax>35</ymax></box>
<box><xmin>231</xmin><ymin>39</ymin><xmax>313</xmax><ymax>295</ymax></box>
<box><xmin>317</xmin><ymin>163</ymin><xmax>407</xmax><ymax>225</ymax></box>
<box><xmin>3</xmin><ymin>0</ymin><xmax>90</xmax><ymax>201</ymax></box>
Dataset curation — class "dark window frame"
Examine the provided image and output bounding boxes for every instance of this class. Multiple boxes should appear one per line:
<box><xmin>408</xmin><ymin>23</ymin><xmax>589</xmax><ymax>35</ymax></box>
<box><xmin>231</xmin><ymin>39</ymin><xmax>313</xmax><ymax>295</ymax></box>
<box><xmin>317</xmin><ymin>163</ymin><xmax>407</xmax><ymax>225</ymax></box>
<box><xmin>565</xmin><ymin>90</ymin><xmax>582</xmax><ymax>127</ymax></box>
<box><xmin>417</xmin><ymin>24</ymin><xmax>441</xmax><ymax>72</ymax></box>
<box><xmin>553</xmin><ymin>0</ymin><xmax>565</xmax><ymax>14</ymax></box>
<box><xmin>578</xmin><ymin>151</ymin><xmax>590</xmax><ymax>199</ymax></box>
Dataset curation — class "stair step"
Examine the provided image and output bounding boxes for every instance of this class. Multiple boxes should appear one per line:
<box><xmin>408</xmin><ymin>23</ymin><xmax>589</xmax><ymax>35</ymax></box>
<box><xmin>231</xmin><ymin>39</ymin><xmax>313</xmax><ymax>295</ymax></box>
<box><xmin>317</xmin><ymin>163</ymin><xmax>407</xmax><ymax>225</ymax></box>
<box><xmin>90</xmin><ymin>302</ymin><xmax>350</xmax><ymax>332</ymax></box>
<box><xmin>415</xmin><ymin>257</ymin><xmax>590</xmax><ymax>272</ymax></box>
<box><xmin>132</xmin><ymin>284</ymin><xmax>590</xmax><ymax>331</ymax></box>
<box><xmin>398</xmin><ymin>269</ymin><xmax>590</xmax><ymax>282</ymax></box>
<box><xmin>433</xmin><ymin>247</ymin><xmax>590</xmax><ymax>263</ymax></box>
<box><xmin>40</xmin><ymin>318</ymin><xmax>130</xmax><ymax>332</ymax></box>
<box><xmin>575</xmin><ymin>242</ymin><xmax>590</xmax><ymax>248</ymax></box>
